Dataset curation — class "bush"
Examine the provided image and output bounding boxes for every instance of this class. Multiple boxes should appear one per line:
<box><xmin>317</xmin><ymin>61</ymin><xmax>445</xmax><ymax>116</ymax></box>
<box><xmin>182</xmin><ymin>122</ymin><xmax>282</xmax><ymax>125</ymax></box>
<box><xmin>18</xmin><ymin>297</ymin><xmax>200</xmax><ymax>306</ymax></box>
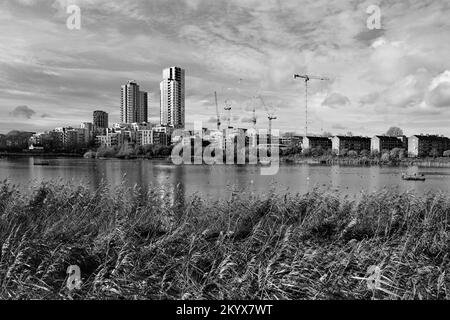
<box><xmin>381</xmin><ymin>152</ymin><xmax>390</xmax><ymax>162</ymax></box>
<box><xmin>370</xmin><ymin>150</ymin><xmax>380</xmax><ymax>158</ymax></box>
<box><xmin>311</xmin><ymin>146</ymin><xmax>324</xmax><ymax>157</ymax></box>
<box><xmin>429</xmin><ymin>148</ymin><xmax>439</xmax><ymax>158</ymax></box>
<box><xmin>96</xmin><ymin>146</ymin><xmax>117</xmax><ymax>158</ymax></box>
<box><xmin>348</xmin><ymin>150</ymin><xmax>358</xmax><ymax>158</ymax></box>
<box><xmin>340</xmin><ymin>148</ymin><xmax>349</xmax><ymax>157</ymax></box>
<box><xmin>360</xmin><ymin>149</ymin><xmax>370</xmax><ymax>157</ymax></box>
<box><xmin>302</xmin><ymin>148</ymin><xmax>311</xmax><ymax>157</ymax></box>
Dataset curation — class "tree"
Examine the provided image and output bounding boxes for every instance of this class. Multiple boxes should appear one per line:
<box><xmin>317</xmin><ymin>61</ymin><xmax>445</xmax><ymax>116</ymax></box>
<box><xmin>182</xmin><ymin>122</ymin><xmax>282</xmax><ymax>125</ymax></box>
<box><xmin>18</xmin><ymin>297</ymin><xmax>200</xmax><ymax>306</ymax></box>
<box><xmin>390</xmin><ymin>148</ymin><xmax>402</xmax><ymax>159</ymax></box>
<box><xmin>360</xmin><ymin>149</ymin><xmax>370</xmax><ymax>157</ymax></box>
<box><xmin>340</xmin><ymin>148</ymin><xmax>349</xmax><ymax>157</ymax></box>
<box><xmin>348</xmin><ymin>150</ymin><xmax>358</xmax><ymax>158</ymax></box>
<box><xmin>346</xmin><ymin>131</ymin><xmax>353</xmax><ymax>137</ymax></box>
<box><xmin>429</xmin><ymin>148</ymin><xmax>439</xmax><ymax>158</ymax></box>
<box><xmin>322</xmin><ymin>131</ymin><xmax>333</xmax><ymax>137</ymax></box>
<box><xmin>302</xmin><ymin>148</ymin><xmax>311</xmax><ymax>157</ymax></box>
<box><xmin>444</xmin><ymin>150</ymin><xmax>450</xmax><ymax>157</ymax></box>
<box><xmin>386</xmin><ymin>127</ymin><xmax>404</xmax><ymax>137</ymax></box>
<box><xmin>381</xmin><ymin>152</ymin><xmax>390</xmax><ymax>162</ymax></box>
<box><xmin>311</xmin><ymin>146</ymin><xmax>324</xmax><ymax>157</ymax></box>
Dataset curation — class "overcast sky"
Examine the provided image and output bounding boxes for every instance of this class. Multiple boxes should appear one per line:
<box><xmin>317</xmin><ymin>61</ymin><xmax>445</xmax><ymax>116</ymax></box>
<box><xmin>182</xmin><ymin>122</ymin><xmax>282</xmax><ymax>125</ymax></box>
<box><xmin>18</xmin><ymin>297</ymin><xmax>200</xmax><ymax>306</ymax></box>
<box><xmin>0</xmin><ymin>0</ymin><xmax>449</xmax><ymax>136</ymax></box>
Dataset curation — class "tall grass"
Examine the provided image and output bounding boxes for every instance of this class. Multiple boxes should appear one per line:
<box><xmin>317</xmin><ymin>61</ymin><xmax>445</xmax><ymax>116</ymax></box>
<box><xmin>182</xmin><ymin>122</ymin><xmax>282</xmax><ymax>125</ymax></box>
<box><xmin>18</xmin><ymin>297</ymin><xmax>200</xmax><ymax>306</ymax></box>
<box><xmin>0</xmin><ymin>180</ymin><xmax>448</xmax><ymax>300</ymax></box>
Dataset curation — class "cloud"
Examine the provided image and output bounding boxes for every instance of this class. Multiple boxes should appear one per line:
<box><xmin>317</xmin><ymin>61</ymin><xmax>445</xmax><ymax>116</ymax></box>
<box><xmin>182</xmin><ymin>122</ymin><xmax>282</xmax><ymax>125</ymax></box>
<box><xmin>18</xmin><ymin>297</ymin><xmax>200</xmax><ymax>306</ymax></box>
<box><xmin>427</xmin><ymin>82</ymin><xmax>450</xmax><ymax>108</ymax></box>
<box><xmin>383</xmin><ymin>71</ymin><xmax>430</xmax><ymax>109</ymax></box>
<box><xmin>426</xmin><ymin>71</ymin><xmax>450</xmax><ymax>108</ymax></box>
<box><xmin>10</xmin><ymin>105</ymin><xmax>36</xmax><ymax>119</ymax></box>
<box><xmin>332</xmin><ymin>124</ymin><xmax>347</xmax><ymax>130</ymax></box>
<box><xmin>359</xmin><ymin>92</ymin><xmax>380</xmax><ymax>106</ymax></box>
<box><xmin>207</xmin><ymin>116</ymin><xmax>218</xmax><ymax>123</ymax></box>
<box><xmin>239</xmin><ymin>116</ymin><xmax>255</xmax><ymax>123</ymax></box>
<box><xmin>322</xmin><ymin>93</ymin><xmax>351</xmax><ymax>108</ymax></box>
<box><xmin>354</xmin><ymin>29</ymin><xmax>385</xmax><ymax>46</ymax></box>
<box><xmin>0</xmin><ymin>0</ymin><xmax>450</xmax><ymax>136</ymax></box>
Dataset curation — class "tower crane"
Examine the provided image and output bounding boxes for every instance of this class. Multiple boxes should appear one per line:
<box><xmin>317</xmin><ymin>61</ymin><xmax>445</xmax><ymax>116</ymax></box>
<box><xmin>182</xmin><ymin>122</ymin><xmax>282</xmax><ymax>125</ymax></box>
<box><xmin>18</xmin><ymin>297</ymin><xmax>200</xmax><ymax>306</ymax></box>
<box><xmin>268</xmin><ymin>113</ymin><xmax>277</xmax><ymax>136</ymax></box>
<box><xmin>293</xmin><ymin>74</ymin><xmax>330</xmax><ymax>137</ymax></box>
<box><xmin>214</xmin><ymin>91</ymin><xmax>221</xmax><ymax>130</ymax></box>
<box><xmin>251</xmin><ymin>95</ymin><xmax>257</xmax><ymax>129</ymax></box>
<box><xmin>224</xmin><ymin>99</ymin><xmax>232</xmax><ymax>129</ymax></box>
<box><xmin>259</xmin><ymin>96</ymin><xmax>277</xmax><ymax>135</ymax></box>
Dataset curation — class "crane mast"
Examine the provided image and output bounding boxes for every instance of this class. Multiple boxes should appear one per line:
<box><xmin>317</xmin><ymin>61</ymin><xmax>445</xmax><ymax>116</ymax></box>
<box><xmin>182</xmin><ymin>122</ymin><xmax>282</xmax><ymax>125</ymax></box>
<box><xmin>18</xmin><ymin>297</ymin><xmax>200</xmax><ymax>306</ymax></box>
<box><xmin>293</xmin><ymin>74</ymin><xmax>330</xmax><ymax>137</ymax></box>
<box><xmin>214</xmin><ymin>91</ymin><xmax>221</xmax><ymax>130</ymax></box>
<box><xmin>268</xmin><ymin>114</ymin><xmax>277</xmax><ymax>136</ymax></box>
<box><xmin>252</xmin><ymin>95</ymin><xmax>257</xmax><ymax>128</ymax></box>
<box><xmin>224</xmin><ymin>100</ymin><xmax>232</xmax><ymax>129</ymax></box>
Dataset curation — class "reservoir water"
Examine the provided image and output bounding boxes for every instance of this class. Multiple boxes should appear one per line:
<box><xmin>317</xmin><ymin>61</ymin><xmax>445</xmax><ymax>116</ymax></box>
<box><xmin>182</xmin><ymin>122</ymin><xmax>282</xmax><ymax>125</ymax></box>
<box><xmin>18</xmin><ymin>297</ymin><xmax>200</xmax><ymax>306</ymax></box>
<box><xmin>1</xmin><ymin>157</ymin><xmax>449</xmax><ymax>200</ymax></box>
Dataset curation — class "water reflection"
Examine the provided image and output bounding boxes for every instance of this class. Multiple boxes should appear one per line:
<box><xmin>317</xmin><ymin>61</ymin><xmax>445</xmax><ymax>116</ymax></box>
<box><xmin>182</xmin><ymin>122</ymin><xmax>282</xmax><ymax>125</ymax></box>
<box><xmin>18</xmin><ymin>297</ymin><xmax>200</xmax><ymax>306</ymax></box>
<box><xmin>0</xmin><ymin>157</ymin><xmax>449</xmax><ymax>200</ymax></box>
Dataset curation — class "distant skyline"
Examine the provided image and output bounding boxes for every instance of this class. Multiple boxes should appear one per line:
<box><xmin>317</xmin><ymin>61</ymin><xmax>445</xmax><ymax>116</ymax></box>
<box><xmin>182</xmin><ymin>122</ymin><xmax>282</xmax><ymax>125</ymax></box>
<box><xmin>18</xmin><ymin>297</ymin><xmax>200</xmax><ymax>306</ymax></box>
<box><xmin>1</xmin><ymin>0</ymin><xmax>450</xmax><ymax>136</ymax></box>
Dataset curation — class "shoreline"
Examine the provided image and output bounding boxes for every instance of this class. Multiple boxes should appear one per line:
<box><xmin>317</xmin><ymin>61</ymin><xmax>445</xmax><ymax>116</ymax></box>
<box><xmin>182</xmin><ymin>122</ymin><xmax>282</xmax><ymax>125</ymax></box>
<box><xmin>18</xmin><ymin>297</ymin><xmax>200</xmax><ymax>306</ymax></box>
<box><xmin>2</xmin><ymin>152</ymin><xmax>450</xmax><ymax>168</ymax></box>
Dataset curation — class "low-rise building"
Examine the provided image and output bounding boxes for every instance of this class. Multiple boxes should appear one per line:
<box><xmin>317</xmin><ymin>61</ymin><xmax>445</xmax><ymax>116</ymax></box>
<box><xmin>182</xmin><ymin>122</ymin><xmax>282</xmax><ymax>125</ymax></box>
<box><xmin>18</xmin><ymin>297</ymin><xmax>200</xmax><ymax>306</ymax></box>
<box><xmin>408</xmin><ymin>135</ymin><xmax>450</xmax><ymax>157</ymax></box>
<box><xmin>331</xmin><ymin>136</ymin><xmax>371</xmax><ymax>155</ymax></box>
<box><xmin>280</xmin><ymin>135</ymin><xmax>303</xmax><ymax>147</ymax></box>
<box><xmin>137</xmin><ymin>130</ymin><xmax>153</xmax><ymax>146</ymax></box>
<box><xmin>371</xmin><ymin>135</ymin><xmax>407</xmax><ymax>153</ymax></box>
<box><xmin>302</xmin><ymin>136</ymin><xmax>332</xmax><ymax>151</ymax></box>
<box><xmin>97</xmin><ymin>132</ymin><xmax>120</xmax><ymax>148</ymax></box>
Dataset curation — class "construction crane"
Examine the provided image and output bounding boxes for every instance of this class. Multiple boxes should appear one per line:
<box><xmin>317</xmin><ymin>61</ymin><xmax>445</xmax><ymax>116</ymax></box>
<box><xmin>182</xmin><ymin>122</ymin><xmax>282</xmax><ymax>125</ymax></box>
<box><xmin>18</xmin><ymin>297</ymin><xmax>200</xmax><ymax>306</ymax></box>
<box><xmin>268</xmin><ymin>113</ymin><xmax>277</xmax><ymax>136</ymax></box>
<box><xmin>259</xmin><ymin>95</ymin><xmax>277</xmax><ymax>135</ymax></box>
<box><xmin>214</xmin><ymin>91</ymin><xmax>221</xmax><ymax>130</ymax></box>
<box><xmin>293</xmin><ymin>74</ymin><xmax>330</xmax><ymax>137</ymax></box>
<box><xmin>251</xmin><ymin>95</ymin><xmax>258</xmax><ymax>129</ymax></box>
<box><xmin>224</xmin><ymin>99</ymin><xmax>232</xmax><ymax>129</ymax></box>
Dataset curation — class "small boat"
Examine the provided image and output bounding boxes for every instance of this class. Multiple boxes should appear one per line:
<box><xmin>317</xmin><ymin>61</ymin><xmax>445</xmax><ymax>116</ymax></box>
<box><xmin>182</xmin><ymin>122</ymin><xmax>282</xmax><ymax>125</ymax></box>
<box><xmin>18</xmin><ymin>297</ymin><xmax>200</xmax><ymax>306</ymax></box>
<box><xmin>402</xmin><ymin>173</ymin><xmax>426</xmax><ymax>181</ymax></box>
<box><xmin>34</xmin><ymin>160</ymin><xmax>51</xmax><ymax>166</ymax></box>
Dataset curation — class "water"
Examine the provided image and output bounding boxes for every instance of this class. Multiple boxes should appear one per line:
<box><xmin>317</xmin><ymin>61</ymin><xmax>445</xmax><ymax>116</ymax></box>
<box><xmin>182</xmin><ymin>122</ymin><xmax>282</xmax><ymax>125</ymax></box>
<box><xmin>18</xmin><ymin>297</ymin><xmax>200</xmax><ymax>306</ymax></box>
<box><xmin>0</xmin><ymin>157</ymin><xmax>449</xmax><ymax>200</ymax></box>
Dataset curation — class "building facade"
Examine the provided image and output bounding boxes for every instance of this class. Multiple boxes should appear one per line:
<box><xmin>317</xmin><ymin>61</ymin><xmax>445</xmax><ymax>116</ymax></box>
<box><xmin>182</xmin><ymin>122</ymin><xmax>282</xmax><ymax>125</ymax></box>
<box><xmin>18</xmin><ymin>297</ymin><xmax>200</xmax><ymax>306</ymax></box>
<box><xmin>138</xmin><ymin>91</ymin><xmax>149</xmax><ymax>123</ymax></box>
<box><xmin>160</xmin><ymin>67</ymin><xmax>185</xmax><ymax>129</ymax></box>
<box><xmin>302</xmin><ymin>136</ymin><xmax>332</xmax><ymax>150</ymax></box>
<box><xmin>121</xmin><ymin>80</ymin><xmax>140</xmax><ymax>124</ymax></box>
<box><xmin>408</xmin><ymin>135</ymin><xmax>450</xmax><ymax>157</ymax></box>
<box><xmin>331</xmin><ymin>136</ymin><xmax>371</xmax><ymax>155</ymax></box>
<box><xmin>93</xmin><ymin>110</ymin><xmax>109</xmax><ymax>129</ymax></box>
<box><xmin>371</xmin><ymin>136</ymin><xmax>407</xmax><ymax>153</ymax></box>
<box><xmin>97</xmin><ymin>133</ymin><xmax>119</xmax><ymax>148</ymax></box>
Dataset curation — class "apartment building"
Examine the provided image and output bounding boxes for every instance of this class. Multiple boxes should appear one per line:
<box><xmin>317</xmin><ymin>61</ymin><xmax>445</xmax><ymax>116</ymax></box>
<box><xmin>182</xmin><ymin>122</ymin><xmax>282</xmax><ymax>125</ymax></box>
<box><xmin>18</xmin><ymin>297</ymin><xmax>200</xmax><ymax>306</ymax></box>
<box><xmin>302</xmin><ymin>136</ymin><xmax>332</xmax><ymax>150</ymax></box>
<box><xmin>408</xmin><ymin>135</ymin><xmax>450</xmax><ymax>157</ymax></box>
<box><xmin>371</xmin><ymin>135</ymin><xmax>407</xmax><ymax>153</ymax></box>
<box><xmin>331</xmin><ymin>136</ymin><xmax>371</xmax><ymax>155</ymax></box>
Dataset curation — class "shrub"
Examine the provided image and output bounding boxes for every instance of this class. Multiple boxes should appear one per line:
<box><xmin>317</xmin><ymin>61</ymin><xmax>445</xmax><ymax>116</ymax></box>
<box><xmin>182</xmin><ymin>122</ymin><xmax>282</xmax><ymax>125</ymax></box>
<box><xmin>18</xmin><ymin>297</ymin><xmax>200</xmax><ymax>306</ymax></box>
<box><xmin>340</xmin><ymin>148</ymin><xmax>349</xmax><ymax>157</ymax></box>
<box><xmin>429</xmin><ymin>148</ymin><xmax>440</xmax><ymax>158</ymax></box>
<box><xmin>381</xmin><ymin>152</ymin><xmax>390</xmax><ymax>162</ymax></box>
<box><xmin>302</xmin><ymin>148</ymin><xmax>312</xmax><ymax>157</ymax></box>
<box><xmin>348</xmin><ymin>150</ymin><xmax>358</xmax><ymax>158</ymax></box>
<box><xmin>96</xmin><ymin>146</ymin><xmax>117</xmax><ymax>158</ymax></box>
<box><xmin>360</xmin><ymin>149</ymin><xmax>370</xmax><ymax>157</ymax></box>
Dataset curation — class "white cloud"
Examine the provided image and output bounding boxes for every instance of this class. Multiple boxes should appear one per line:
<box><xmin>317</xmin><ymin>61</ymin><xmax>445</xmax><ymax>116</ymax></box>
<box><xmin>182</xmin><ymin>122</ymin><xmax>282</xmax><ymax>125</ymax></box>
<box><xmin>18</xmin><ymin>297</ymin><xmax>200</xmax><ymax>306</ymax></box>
<box><xmin>0</xmin><ymin>0</ymin><xmax>449</xmax><ymax>136</ymax></box>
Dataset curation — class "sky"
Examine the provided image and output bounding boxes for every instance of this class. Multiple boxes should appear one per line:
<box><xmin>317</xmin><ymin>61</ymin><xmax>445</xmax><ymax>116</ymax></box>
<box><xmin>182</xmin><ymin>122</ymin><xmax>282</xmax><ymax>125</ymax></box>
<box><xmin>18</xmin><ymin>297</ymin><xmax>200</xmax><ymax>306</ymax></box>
<box><xmin>0</xmin><ymin>0</ymin><xmax>449</xmax><ymax>136</ymax></box>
